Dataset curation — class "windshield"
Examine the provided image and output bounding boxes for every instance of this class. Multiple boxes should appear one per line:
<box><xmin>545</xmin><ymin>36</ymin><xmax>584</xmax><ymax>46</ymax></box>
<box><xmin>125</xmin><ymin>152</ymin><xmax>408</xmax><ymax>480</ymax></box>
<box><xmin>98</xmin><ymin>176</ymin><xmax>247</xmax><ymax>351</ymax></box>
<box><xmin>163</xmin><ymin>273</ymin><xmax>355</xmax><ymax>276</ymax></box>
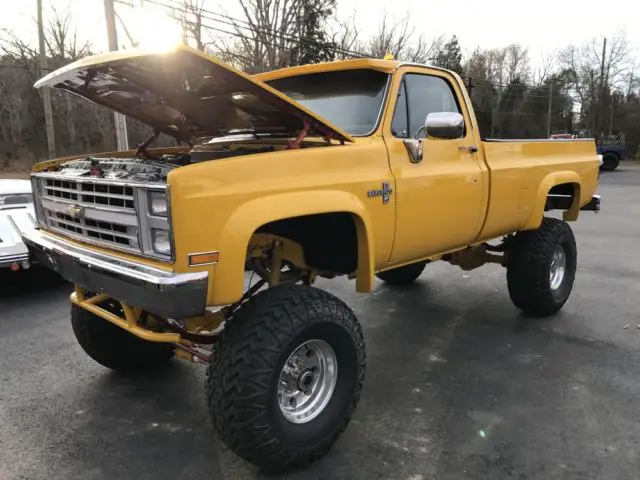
<box><xmin>266</xmin><ymin>69</ymin><xmax>389</xmax><ymax>136</ymax></box>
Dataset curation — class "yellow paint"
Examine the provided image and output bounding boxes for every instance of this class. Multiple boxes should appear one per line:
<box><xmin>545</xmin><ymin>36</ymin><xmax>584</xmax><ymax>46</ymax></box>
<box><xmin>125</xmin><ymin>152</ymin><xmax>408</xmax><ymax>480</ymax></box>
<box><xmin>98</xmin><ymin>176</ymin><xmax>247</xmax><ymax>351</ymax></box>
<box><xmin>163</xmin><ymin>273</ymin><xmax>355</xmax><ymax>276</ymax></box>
<box><xmin>168</xmin><ymin>142</ymin><xmax>391</xmax><ymax>304</ymax></box>
<box><xmin>381</xmin><ymin>65</ymin><xmax>489</xmax><ymax>262</ymax></box>
<box><xmin>35</xmin><ymin>47</ymin><xmax>600</xmax><ymax>316</ymax></box>
<box><xmin>182</xmin><ymin>310</ymin><xmax>225</xmax><ymax>333</ymax></box>
<box><xmin>71</xmin><ymin>290</ymin><xmax>181</xmax><ymax>343</ymax></box>
<box><xmin>254</xmin><ymin>58</ymin><xmax>399</xmax><ymax>82</ymax></box>
<box><xmin>248</xmin><ymin>234</ymin><xmax>308</xmax><ymax>269</ymax></box>
<box><xmin>479</xmin><ymin>140</ymin><xmax>598</xmax><ymax>236</ymax></box>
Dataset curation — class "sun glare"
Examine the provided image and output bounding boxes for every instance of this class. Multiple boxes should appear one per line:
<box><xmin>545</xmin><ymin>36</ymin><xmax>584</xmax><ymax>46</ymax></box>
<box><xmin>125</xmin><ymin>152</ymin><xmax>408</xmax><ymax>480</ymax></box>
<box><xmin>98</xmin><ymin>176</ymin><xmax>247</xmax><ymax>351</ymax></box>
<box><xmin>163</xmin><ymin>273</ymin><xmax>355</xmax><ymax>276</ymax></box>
<box><xmin>131</xmin><ymin>8</ymin><xmax>184</xmax><ymax>52</ymax></box>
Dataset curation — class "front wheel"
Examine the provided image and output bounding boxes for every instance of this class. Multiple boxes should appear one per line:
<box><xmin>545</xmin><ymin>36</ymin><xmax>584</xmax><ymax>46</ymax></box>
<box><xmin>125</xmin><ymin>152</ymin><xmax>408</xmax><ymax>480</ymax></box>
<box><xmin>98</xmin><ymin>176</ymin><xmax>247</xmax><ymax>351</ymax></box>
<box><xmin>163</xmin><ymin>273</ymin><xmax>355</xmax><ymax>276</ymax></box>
<box><xmin>71</xmin><ymin>303</ymin><xmax>175</xmax><ymax>372</ymax></box>
<box><xmin>205</xmin><ymin>285</ymin><xmax>365</xmax><ymax>473</ymax></box>
<box><xmin>506</xmin><ymin>217</ymin><xmax>577</xmax><ymax>317</ymax></box>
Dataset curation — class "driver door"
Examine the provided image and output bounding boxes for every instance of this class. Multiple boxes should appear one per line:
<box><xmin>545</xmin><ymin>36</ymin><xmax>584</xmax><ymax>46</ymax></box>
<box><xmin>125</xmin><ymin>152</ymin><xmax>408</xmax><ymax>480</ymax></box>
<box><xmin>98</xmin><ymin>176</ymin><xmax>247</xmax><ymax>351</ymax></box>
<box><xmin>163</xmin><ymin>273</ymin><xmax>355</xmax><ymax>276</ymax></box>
<box><xmin>384</xmin><ymin>68</ymin><xmax>487</xmax><ymax>264</ymax></box>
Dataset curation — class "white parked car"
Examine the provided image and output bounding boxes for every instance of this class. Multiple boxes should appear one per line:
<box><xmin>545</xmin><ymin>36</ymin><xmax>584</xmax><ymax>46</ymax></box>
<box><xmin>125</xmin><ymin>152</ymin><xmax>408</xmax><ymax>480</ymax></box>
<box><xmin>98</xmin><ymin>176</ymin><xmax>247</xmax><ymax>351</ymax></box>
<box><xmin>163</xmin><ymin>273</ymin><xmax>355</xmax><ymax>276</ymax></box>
<box><xmin>0</xmin><ymin>179</ymin><xmax>37</xmax><ymax>271</ymax></box>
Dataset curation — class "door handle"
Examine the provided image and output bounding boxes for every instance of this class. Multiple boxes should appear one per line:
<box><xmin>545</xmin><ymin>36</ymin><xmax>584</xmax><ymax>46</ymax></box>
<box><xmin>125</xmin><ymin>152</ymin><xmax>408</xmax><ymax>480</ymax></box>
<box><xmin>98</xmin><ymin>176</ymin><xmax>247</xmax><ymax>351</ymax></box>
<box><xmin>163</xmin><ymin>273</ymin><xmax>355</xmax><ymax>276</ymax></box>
<box><xmin>459</xmin><ymin>145</ymin><xmax>478</xmax><ymax>154</ymax></box>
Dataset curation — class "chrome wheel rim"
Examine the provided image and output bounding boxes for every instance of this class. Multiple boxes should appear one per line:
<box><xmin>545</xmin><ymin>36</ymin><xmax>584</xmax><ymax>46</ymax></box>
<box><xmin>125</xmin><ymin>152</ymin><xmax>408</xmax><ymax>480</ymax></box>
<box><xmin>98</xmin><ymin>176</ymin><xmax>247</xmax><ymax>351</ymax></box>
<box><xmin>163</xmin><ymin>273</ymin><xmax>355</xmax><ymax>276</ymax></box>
<box><xmin>549</xmin><ymin>245</ymin><xmax>567</xmax><ymax>290</ymax></box>
<box><xmin>277</xmin><ymin>339</ymin><xmax>338</xmax><ymax>424</ymax></box>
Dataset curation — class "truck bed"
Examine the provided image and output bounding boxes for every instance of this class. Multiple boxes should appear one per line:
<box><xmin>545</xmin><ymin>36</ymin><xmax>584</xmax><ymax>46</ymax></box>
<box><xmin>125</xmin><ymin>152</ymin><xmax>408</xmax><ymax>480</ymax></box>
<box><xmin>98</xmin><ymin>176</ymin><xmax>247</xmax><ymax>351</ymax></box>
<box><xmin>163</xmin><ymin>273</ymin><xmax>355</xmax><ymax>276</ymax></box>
<box><xmin>478</xmin><ymin>138</ymin><xmax>600</xmax><ymax>240</ymax></box>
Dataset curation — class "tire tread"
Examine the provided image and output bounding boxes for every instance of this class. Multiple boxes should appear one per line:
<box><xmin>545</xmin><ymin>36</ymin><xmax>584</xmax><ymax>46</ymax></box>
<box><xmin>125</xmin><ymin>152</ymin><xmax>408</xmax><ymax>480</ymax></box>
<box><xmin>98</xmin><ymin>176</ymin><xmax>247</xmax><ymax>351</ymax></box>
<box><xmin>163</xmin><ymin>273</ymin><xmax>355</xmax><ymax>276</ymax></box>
<box><xmin>506</xmin><ymin>217</ymin><xmax>577</xmax><ymax>317</ymax></box>
<box><xmin>205</xmin><ymin>284</ymin><xmax>365</xmax><ymax>473</ymax></box>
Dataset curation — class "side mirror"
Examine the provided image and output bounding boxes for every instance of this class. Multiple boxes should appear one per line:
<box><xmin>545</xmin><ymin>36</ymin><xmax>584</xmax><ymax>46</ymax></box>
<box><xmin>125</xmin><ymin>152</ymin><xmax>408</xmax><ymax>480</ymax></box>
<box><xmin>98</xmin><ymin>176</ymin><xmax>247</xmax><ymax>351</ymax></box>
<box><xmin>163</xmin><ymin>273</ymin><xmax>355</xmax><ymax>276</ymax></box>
<box><xmin>425</xmin><ymin>112</ymin><xmax>465</xmax><ymax>140</ymax></box>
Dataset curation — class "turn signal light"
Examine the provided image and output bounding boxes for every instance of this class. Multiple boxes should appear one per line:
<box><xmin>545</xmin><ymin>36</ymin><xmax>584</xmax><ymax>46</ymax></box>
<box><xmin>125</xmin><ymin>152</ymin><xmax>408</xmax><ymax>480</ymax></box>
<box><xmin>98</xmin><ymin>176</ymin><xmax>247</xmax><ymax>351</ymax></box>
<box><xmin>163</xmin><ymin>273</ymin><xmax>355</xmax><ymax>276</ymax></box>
<box><xmin>189</xmin><ymin>251</ymin><xmax>219</xmax><ymax>266</ymax></box>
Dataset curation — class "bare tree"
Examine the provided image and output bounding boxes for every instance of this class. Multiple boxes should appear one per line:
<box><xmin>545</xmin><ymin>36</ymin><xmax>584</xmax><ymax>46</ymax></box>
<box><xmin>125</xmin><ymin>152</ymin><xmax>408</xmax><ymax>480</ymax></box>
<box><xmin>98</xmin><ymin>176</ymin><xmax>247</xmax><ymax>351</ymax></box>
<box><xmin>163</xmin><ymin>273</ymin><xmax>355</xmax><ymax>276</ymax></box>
<box><xmin>173</xmin><ymin>0</ymin><xmax>207</xmax><ymax>50</ymax></box>
<box><xmin>214</xmin><ymin>0</ymin><xmax>337</xmax><ymax>73</ymax></box>
<box><xmin>327</xmin><ymin>15</ymin><xmax>362</xmax><ymax>60</ymax></box>
<box><xmin>364</xmin><ymin>14</ymin><xmax>444</xmax><ymax>63</ymax></box>
<box><xmin>533</xmin><ymin>50</ymin><xmax>558</xmax><ymax>86</ymax></box>
<box><xmin>45</xmin><ymin>6</ymin><xmax>91</xmax><ymax>64</ymax></box>
<box><xmin>559</xmin><ymin>30</ymin><xmax>631</xmax><ymax>133</ymax></box>
<box><xmin>504</xmin><ymin>44</ymin><xmax>530</xmax><ymax>83</ymax></box>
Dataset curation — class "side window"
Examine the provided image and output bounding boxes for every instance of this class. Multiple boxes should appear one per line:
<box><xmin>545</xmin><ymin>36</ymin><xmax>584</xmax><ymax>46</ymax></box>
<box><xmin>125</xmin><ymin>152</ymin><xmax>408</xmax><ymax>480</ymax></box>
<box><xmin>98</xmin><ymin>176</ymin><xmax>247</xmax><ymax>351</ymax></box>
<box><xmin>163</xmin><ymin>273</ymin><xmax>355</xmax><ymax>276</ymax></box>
<box><xmin>394</xmin><ymin>73</ymin><xmax>461</xmax><ymax>139</ymax></box>
<box><xmin>391</xmin><ymin>79</ymin><xmax>408</xmax><ymax>138</ymax></box>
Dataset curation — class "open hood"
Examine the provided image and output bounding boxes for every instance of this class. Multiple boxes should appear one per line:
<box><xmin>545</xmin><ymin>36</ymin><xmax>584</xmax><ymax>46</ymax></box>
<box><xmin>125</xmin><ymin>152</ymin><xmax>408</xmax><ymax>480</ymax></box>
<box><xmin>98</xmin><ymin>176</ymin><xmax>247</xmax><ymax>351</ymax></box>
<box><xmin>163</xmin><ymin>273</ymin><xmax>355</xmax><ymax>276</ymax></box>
<box><xmin>34</xmin><ymin>44</ymin><xmax>354</xmax><ymax>144</ymax></box>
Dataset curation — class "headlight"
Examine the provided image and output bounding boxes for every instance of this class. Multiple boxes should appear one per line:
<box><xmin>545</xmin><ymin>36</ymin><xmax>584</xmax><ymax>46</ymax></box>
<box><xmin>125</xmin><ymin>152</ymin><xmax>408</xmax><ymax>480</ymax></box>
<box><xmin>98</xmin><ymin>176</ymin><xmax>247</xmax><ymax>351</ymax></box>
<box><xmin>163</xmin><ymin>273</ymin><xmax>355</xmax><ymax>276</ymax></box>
<box><xmin>151</xmin><ymin>229</ymin><xmax>171</xmax><ymax>255</ymax></box>
<box><xmin>148</xmin><ymin>191</ymin><xmax>168</xmax><ymax>217</ymax></box>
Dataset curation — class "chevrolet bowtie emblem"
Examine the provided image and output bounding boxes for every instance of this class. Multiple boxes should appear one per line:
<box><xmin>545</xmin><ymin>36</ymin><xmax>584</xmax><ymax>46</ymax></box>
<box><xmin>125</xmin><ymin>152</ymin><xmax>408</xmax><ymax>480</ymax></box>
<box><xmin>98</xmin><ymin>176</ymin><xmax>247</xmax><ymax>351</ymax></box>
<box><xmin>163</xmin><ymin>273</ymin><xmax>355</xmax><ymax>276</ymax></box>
<box><xmin>65</xmin><ymin>204</ymin><xmax>85</xmax><ymax>219</ymax></box>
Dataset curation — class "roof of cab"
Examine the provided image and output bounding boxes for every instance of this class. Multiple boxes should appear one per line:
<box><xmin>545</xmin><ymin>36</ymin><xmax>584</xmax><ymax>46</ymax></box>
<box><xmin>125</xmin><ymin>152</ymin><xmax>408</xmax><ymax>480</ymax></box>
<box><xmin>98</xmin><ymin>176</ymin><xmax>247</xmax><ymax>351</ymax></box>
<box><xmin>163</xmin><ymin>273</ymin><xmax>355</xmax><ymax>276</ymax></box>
<box><xmin>254</xmin><ymin>58</ymin><xmax>402</xmax><ymax>82</ymax></box>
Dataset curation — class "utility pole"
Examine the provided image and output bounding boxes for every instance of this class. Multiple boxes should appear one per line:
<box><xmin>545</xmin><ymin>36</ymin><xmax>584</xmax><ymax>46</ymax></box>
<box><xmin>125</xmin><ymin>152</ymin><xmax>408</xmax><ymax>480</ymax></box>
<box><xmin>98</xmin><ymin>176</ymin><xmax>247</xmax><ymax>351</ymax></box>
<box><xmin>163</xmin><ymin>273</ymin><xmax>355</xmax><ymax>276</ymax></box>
<box><xmin>546</xmin><ymin>82</ymin><xmax>553</xmax><ymax>137</ymax></box>
<box><xmin>104</xmin><ymin>0</ymin><xmax>129</xmax><ymax>151</ymax></box>
<box><xmin>37</xmin><ymin>0</ymin><xmax>56</xmax><ymax>159</ymax></box>
<box><xmin>597</xmin><ymin>37</ymin><xmax>607</xmax><ymax>135</ymax></box>
<box><xmin>609</xmin><ymin>101</ymin><xmax>614</xmax><ymax>137</ymax></box>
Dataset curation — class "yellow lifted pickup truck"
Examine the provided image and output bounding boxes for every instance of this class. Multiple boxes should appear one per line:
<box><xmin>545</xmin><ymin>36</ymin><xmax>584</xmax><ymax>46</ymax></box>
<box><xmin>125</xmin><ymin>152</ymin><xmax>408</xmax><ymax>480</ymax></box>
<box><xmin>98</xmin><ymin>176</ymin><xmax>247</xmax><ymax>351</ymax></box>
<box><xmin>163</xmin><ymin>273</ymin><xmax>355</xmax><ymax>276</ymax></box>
<box><xmin>24</xmin><ymin>44</ymin><xmax>600</xmax><ymax>472</ymax></box>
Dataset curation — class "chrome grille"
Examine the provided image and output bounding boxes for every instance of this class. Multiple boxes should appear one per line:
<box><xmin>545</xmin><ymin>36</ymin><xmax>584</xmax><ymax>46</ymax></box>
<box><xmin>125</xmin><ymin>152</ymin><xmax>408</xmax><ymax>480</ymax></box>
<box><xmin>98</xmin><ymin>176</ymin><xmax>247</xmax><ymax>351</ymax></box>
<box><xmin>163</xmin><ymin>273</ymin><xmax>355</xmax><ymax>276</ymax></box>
<box><xmin>45</xmin><ymin>208</ymin><xmax>139</xmax><ymax>249</ymax></box>
<box><xmin>42</xmin><ymin>178</ymin><xmax>135</xmax><ymax>212</ymax></box>
<box><xmin>36</xmin><ymin>176</ymin><xmax>141</xmax><ymax>254</ymax></box>
<box><xmin>32</xmin><ymin>173</ymin><xmax>171</xmax><ymax>260</ymax></box>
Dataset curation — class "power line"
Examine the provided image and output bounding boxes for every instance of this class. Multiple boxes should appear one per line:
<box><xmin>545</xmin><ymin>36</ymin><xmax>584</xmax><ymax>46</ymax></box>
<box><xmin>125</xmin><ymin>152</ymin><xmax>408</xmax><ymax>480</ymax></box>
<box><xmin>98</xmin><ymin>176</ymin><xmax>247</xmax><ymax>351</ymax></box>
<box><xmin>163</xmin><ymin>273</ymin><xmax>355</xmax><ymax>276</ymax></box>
<box><xmin>471</xmin><ymin>86</ymin><xmax>559</xmax><ymax>101</ymax></box>
<box><xmin>472</xmin><ymin>78</ymin><xmax>556</xmax><ymax>92</ymax></box>
<box><xmin>0</xmin><ymin>64</ymin><xmax>51</xmax><ymax>71</ymax></box>
<box><xmin>116</xmin><ymin>0</ymin><xmax>368</xmax><ymax>59</ymax></box>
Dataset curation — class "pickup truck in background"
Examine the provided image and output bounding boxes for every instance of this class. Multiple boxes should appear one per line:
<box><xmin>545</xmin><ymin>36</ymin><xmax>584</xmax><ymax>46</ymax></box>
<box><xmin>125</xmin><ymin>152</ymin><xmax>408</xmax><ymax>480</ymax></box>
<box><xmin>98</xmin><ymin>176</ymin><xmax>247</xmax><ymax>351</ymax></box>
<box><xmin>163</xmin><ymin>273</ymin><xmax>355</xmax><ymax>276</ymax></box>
<box><xmin>24</xmin><ymin>45</ymin><xmax>601</xmax><ymax>473</ymax></box>
<box><xmin>551</xmin><ymin>132</ymin><xmax>626</xmax><ymax>170</ymax></box>
<box><xmin>597</xmin><ymin>142</ymin><xmax>626</xmax><ymax>171</ymax></box>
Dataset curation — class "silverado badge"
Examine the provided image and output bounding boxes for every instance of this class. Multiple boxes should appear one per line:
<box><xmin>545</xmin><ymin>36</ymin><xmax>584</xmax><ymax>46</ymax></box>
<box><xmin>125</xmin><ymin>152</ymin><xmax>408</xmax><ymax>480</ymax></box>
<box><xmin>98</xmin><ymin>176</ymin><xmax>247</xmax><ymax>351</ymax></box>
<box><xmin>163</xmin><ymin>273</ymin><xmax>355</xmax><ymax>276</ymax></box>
<box><xmin>367</xmin><ymin>182</ymin><xmax>393</xmax><ymax>204</ymax></box>
<box><xmin>65</xmin><ymin>204</ymin><xmax>85</xmax><ymax>220</ymax></box>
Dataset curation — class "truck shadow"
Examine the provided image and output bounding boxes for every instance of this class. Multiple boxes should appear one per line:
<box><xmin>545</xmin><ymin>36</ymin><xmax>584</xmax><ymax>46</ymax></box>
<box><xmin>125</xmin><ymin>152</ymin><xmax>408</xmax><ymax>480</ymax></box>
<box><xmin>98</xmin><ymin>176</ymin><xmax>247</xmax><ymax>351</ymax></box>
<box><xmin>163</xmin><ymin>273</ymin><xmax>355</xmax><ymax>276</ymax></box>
<box><xmin>0</xmin><ymin>265</ymin><xmax>69</xmax><ymax>300</ymax></box>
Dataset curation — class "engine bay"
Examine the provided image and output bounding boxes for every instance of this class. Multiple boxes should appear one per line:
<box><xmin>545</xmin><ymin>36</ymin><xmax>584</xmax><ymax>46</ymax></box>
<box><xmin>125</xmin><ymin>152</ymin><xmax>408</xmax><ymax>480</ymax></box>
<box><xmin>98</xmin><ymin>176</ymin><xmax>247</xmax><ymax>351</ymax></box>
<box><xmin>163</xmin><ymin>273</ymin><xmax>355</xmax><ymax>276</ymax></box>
<box><xmin>40</xmin><ymin>132</ymin><xmax>331</xmax><ymax>183</ymax></box>
<box><xmin>46</xmin><ymin>144</ymin><xmax>282</xmax><ymax>182</ymax></box>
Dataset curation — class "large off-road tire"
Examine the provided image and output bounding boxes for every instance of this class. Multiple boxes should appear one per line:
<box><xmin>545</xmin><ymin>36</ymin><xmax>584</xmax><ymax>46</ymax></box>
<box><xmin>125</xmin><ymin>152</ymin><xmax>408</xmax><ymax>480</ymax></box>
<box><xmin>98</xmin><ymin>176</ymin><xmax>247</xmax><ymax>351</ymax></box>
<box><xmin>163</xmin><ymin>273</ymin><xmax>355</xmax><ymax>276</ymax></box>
<box><xmin>71</xmin><ymin>303</ymin><xmax>174</xmax><ymax>372</ymax></box>
<box><xmin>600</xmin><ymin>153</ymin><xmax>620</xmax><ymax>171</ymax></box>
<box><xmin>206</xmin><ymin>284</ymin><xmax>366</xmax><ymax>473</ymax></box>
<box><xmin>506</xmin><ymin>217</ymin><xmax>577</xmax><ymax>317</ymax></box>
<box><xmin>375</xmin><ymin>260</ymin><xmax>427</xmax><ymax>286</ymax></box>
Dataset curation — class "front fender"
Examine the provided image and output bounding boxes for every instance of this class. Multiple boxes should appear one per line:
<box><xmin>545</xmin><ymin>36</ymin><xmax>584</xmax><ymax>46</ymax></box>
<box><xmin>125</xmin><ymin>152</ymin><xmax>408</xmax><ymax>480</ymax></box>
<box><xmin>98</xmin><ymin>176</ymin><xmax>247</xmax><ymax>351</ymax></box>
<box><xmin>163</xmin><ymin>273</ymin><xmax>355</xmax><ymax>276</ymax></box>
<box><xmin>210</xmin><ymin>190</ymin><xmax>375</xmax><ymax>305</ymax></box>
<box><xmin>523</xmin><ymin>171</ymin><xmax>582</xmax><ymax>230</ymax></box>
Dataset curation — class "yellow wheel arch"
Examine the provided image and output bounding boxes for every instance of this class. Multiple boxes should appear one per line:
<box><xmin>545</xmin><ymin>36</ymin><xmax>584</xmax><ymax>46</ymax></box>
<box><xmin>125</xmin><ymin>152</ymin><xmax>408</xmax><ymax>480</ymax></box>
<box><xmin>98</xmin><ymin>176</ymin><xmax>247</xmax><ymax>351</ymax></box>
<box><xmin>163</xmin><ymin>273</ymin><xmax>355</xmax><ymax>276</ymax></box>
<box><xmin>523</xmin><ymin>172</ymin><xmax>583</xmax><ymax>230</ymax></box>
<box><xmin>209</xmin><ymin>190</ymin><xmax>375</xmax><ymax>305</ymax></box>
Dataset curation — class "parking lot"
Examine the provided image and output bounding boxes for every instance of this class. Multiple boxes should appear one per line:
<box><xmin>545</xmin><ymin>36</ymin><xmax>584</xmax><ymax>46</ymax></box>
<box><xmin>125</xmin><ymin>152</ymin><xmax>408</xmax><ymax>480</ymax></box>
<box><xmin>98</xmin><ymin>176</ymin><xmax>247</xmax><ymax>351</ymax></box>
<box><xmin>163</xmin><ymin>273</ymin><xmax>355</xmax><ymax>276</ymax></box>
<box><xmin>1</xmin><ymin>165</ymin><xmax>640</xmax><ymax>480</ymax></box>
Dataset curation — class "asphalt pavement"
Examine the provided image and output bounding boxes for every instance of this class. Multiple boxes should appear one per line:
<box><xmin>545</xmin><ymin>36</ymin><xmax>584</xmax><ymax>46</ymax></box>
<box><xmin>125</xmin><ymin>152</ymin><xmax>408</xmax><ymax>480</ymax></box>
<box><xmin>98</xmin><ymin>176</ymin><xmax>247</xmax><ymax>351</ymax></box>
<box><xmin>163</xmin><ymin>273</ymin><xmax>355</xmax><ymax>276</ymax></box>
<box><xmin>2</xmin><ymin>165</ymin><xmax>640</xmax><ymax>480</ymax></box>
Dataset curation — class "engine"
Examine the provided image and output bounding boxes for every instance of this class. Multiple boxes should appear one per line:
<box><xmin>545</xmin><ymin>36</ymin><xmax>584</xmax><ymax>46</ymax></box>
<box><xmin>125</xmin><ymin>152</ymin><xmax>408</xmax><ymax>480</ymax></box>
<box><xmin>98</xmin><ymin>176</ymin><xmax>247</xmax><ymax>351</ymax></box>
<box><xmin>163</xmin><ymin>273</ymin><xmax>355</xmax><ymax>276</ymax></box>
<box><xmin>51</xmin><ymin>156</ymin><xmax>188</xmax><ymax>183</ymax></box>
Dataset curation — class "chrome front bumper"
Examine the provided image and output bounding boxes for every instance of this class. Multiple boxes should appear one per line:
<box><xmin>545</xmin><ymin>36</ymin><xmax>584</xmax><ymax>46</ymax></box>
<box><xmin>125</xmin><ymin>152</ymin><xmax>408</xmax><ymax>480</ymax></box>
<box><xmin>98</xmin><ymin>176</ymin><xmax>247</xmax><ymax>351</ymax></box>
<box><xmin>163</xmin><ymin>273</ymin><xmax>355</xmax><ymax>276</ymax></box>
<box><xmin>22</xmin><ymin>228</ymin><xmax>208</xmax><ymax>319</ymax></box>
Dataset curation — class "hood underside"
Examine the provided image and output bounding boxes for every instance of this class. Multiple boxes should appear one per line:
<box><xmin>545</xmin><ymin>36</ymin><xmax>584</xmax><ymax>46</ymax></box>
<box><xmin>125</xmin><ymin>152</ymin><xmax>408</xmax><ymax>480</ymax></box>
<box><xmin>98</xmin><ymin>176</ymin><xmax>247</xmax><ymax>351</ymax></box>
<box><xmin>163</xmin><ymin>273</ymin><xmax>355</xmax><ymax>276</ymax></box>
<box><xmin>34</xmin><ymin>44</ymin><xmax>354</xmax><ymax>144</ymax></box>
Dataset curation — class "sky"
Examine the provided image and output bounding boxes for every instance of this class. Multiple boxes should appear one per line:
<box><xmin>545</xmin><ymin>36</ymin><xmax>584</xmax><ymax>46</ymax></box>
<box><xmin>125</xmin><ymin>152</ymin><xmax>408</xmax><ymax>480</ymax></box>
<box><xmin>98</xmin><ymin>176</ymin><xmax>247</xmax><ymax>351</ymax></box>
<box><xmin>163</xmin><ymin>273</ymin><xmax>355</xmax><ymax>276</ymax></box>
<box><xmin>2</xmin><ymin>0</ymin><xmax>639</xmax><ymax>70</ymax></box>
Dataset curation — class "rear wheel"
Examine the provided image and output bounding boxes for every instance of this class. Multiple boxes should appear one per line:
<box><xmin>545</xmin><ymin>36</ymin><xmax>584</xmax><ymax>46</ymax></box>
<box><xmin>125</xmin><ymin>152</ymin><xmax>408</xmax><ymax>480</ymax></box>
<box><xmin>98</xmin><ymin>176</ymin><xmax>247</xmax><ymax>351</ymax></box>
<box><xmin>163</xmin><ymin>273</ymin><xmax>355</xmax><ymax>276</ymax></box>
<box><xmin>506</xmin><ymin>218</ymin><xmax>577</xmax><ymax>317</ymax></box>
<box><xmin>205</xmin><ymin>284</ymin><xmax>365</xmax><ymax>473</ymax></box>
<box><xmin>600</xmin><ymin>153</ymin><xmax>620</xmax><ymax>171</ymax></box>
<box><xmin>376</xmin><ymin>261</ymin><xmax>427</xmax><ymax>286</ymax></box>
<box><xmin>71</xmin><ymin>303</ymin><xmax>174</xmax><ymax>372</ymax></box>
